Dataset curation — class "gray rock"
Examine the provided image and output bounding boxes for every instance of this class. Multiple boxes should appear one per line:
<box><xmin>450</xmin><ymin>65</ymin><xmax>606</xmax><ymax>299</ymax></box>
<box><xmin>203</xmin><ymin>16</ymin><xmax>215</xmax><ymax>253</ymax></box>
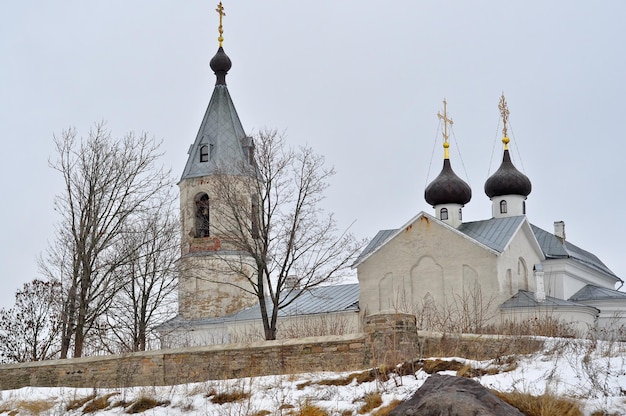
<box><xmin>389</xmin><ymin>374</ymin><xmax>525</xmax><ymax>416</ymax></box>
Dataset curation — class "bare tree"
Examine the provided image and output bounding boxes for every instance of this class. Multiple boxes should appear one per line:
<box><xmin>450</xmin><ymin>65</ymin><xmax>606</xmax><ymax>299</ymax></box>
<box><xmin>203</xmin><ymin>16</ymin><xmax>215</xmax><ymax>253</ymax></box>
<box><xmin>40</xmin><ymin>122</ymin><xmax>173</xmax><ymax>358</ymax></box>
<box><xmin>211</xmin><ymin>129</ymin><xmax>365</xmax><ymax>340</ymax></box>
<box><xmin>0</xmin><ymin>279</ymin><xmax>62</xmax><ymax>363</ymax></box>
<box><xmin>104</xmin><ymin>202</ymin><xmax>179</xmax><ymax>352</ymax></box>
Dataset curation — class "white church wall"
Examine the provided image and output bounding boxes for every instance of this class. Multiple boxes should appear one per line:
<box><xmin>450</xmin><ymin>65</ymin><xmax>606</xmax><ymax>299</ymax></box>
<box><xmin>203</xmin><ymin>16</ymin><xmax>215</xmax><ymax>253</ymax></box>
<box><xmin>574</xmin><ymin>299</ymin><xmax>626</xmax><ymax>337</ymax></box>
<box><xmin>543</xmin><ymin>258</ymin><xmax>620</xmax><ymax>301</ymax></box>
<box><xmin>496</xmin><ymin>222</ymin><xmax>543</xmax><ymax>298</ymax></box>
<box><xmin>357</xmin><ymin>215</ymin><xmax>500</xmax><ymax>319</ymax></box>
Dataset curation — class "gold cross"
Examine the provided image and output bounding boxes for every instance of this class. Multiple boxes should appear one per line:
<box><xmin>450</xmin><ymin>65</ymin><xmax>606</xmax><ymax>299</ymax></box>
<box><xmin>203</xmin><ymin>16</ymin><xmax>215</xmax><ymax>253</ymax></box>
<box><xmin>498</xmin><ymin>93</ymin><xmax>510</xmax><ymax>148</ymax></box>
<box><xmin>216</xmin><ymin>2</ymin><xmax>226</xmax><ymax>47</ymax></box>
<box><xmin>437</xmin><ymin>99</ymin><xmax>453</xmax><ymax>159</ymax></box>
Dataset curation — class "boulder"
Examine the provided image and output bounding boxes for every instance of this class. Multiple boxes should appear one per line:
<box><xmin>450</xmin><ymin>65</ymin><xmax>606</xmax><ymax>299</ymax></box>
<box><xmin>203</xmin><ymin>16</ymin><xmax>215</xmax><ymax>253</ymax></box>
<box><xmin>389</xmin><ymin>374</ymin><xmax>524</xmax><ymax>416</ymax></box>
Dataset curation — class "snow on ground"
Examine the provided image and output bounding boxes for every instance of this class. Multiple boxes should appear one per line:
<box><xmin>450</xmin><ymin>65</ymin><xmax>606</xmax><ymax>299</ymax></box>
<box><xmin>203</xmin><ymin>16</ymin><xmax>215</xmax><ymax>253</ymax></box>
<box><xmin>2</xmin><ymin>337</ymin><xmax>626</xmax><ymax>415</ymax></box>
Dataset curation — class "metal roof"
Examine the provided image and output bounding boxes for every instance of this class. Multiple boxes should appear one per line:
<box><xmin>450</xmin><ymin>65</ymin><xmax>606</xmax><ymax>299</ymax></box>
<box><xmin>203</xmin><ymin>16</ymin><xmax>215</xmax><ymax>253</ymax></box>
<box><xmin>180</xmin><ymin>83</ymin><xmax>254</xmax><ymax>181</ymax></box>
<box><xmin>354</xmin><ymin>216</ymin><xmax>617</xmax><ymax>282</ymax></box>
<box><xmin>531</xmin><ymin>224</ymin><xmax>618</xmax><ymax>279</ymax></box>
<box><xmin>353</xmin><ymin>229</ymin><xmax>396</xmax><ymax>265</ymax></box>
<box><xmin>457</xmin><ymin>216</ymin><xmax>525</xmax><ymax>253</ymax></box>
<box><xmin>162</xmin><ymin>283</ymin><xmax>359</xmax><ymax>328</ymax></box>
<box><xmin>569</xmin><ymin>285</ymin><xmax>626</xmax><ymax>302</ymax></box>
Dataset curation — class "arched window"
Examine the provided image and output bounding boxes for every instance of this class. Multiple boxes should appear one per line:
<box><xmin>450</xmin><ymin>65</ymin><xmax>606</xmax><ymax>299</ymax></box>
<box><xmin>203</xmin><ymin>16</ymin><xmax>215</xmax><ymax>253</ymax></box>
<box><xmin>199</xmin><ymin>145</ymin><xmax>209</xmax><ymax>162</ymax></box>
<box><xmin>500</xmin><ymin>200</ymin><xmax>508</xmax><ymax>214</ymax></box>
<box><xmin>458</xmin><ymin>208</ymin><xmax>462</xmax><ymax>221</ymax></box>
<box><xmin>440</xmin><ymin>208</ymin><xmax>448</xmax><ymax>220</ymax></box>
<box><xmin>523</xmin><ymin>200</ymin><xmax>526</xmax><ymax>214</ymax></box>
<box><xmin>195</xmin><ymin>193</ymin><xmax>210</xmax><ymax>237</ymax></box>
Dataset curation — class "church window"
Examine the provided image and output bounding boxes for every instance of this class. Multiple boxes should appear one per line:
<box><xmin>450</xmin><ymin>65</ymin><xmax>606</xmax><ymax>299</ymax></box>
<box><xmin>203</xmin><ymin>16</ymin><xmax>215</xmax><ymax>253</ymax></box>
<box><xmin>195</xmin><ymin>193</ymin><xmax>210</xmax><ymax>237</ymax></box>
<box><xmin>523</xmin><ymin>201</ymin><xmax>526</xmax><ymax>214</ymax></box>
<box><xmin>458</xmin><ymin>208</ymin><xmax>462</xmax><ymax>221</ymax></box>
<box><xmin>500</xmin><ymin>200</ymin><xmax>508</xmax><ymax>214</ymax></box>
<box><xmin>199</xmin><ymin>145</ymin><xmax>209</xmax><ymax>162</ymax></box>
<box><xmin>440</xmin><ymin>208</ymin><xmax>448</xmax><ymax>220</ymax></box>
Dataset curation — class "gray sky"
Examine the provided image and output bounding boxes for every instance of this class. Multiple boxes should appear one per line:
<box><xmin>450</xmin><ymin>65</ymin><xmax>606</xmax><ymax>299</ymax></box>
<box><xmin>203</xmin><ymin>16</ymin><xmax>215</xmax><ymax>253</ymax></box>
<box><xmin>2</xmin><ymin>1</ymin><xmax>625</xmax><ymax>310</ymax></box>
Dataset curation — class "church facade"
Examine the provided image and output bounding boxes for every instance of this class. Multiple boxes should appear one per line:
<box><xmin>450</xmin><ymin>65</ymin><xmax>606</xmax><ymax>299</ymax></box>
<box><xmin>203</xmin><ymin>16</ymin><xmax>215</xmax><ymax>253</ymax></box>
<box><xmin>160</xmin><ymin>8</ymin><xmax>626</xmax><ymax>346</ymax></box>
<box><xmin>354</xmin><ymin>97</ymin><xmax>625</xmax><ymax>336</ymax></box>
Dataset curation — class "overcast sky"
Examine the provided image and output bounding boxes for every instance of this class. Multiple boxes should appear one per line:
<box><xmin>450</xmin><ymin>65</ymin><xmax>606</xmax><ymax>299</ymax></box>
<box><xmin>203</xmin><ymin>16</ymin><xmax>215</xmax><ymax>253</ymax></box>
<box><xmin>1</xmin><ymin>1</ymin><xmax>625</xmax><ymax>310</ymax></box>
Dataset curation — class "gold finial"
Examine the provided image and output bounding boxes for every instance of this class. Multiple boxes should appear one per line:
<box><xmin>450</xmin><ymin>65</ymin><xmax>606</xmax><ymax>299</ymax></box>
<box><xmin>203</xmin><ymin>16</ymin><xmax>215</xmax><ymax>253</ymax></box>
<box><xmin>437</xmin><ymin>99</ymin><xmax>454</xmax><ymax>159</ymax></box>
<box><xmin>498</xmin><ymin>93</ymin><xmax>510</xmax><ymax>150</ymax></box>
<box><xmin>216</xmin><ymin>2</ymin><xmax>226</xmax><ymax>47</ymax></box>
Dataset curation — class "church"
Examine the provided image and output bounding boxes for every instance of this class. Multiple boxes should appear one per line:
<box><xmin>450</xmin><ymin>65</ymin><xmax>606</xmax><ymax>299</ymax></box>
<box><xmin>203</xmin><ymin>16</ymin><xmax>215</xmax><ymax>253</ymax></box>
<box><xmin>159</xmin><ymin>5</ymin><xmax>626</xmax><ymax>347</ymax></box>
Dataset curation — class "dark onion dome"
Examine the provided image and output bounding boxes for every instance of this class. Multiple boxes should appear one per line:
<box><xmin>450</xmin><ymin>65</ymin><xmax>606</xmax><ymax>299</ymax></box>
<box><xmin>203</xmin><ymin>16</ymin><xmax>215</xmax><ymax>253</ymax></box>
<box><xmin>210</xmin><ymin>46</ymin><xmax>232</xmax><ymax>85</ymax></box>
<box><xmin>425</xmin><ymin>159</ymin><xmax>472</xmax><ymax>206</ymax></box>
<box><xmin>484</xmin><ymin>149</ymin><xmax>532</xmax><ymax>198</ymax></box>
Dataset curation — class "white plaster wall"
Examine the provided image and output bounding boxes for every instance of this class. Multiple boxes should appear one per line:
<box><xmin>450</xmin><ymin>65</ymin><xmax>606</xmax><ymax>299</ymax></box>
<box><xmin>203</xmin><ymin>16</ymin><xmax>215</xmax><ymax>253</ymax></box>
<box><xmin>357</xmin><ymin>215</ymin><xmax>500</xmax><ymax>319</ymax></box>
<box><xmin>496</xmin><ymin>222</ymin><xmax>544</xmax><ymax>297</ymax></box>
<box><xmin>543</xmin><ymin>258</ymin><xmax>620</xmax><ymax>301</ymax></box>
<box><xmin>162</xmin><ymin>310</ymin><xmax>361</xmax><ymax>347</ymax></box>
<box><xmin>575</xmin><ymin>299</ymin><xmax>626</xmax><ymax>335</ymax></box>
<box><xmin>491</xmin><ymin>194</ymin><xmax>526</xmax><ymax>218</ymax></box>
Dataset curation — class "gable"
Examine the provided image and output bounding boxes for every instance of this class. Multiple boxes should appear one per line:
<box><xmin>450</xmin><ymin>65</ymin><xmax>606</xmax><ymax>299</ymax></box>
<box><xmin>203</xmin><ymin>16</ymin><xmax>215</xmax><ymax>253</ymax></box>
<box><xmin>354</xmin><ymin>213</ymin><xmax>529</xmax><ymax>268</ymax></box>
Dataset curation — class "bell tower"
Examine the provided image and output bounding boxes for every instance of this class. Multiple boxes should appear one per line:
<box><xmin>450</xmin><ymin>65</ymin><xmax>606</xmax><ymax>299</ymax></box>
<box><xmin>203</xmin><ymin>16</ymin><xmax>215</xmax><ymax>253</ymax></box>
<box><xmin>178</xmin><ymin>3</ymin><xmax>259</xmax><ymax>320</ymax></box>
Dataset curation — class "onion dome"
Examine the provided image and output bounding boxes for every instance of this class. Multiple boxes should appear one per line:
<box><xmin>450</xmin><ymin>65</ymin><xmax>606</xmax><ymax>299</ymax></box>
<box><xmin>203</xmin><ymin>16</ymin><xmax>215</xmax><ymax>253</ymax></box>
<box><xmin>425</xmin><ymin>158</ymin><xmax>472</xmax><ymax>206</ymax></box>
<box><xmin>484</xmin><ymin>148</ymin><xmax>532</xmax><ymax>198</ymax></box>
<box><xmin>210</xmin><ymin>47</ymin><xmax>232</xmax><ymax>85</ymax></box>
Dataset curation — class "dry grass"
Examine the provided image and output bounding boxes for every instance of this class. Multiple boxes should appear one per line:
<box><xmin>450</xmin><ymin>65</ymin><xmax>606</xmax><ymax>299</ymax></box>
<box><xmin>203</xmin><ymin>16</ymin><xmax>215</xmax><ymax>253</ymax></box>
<box><xmin>419</xmin><ymin>332</ymin><xmax>544</xmax><ymax>361</ymax></box>
<box><xmin>494</xmin><ymin>390</ymin><xmax>583</xmax><ymax>416</ymax></box>
<box><xmin>126</xmin><ymin>396</ymin><xmax>169</xmax><ymax>413</ymax></box>
<box><xmin>0</xmin><ymin>399</ymin><xmax>55</xmax><ymax>415</ymax></box>
<box><xmin>207</xmin><ymin>389</ymin><xmax>252</xmax><ymax>405</ymax></box>
<box><xmin>66</xmin><ymin>394</ymin><xmax>97</xmax><ymax>411</ymax></box>
<box><xmin>371</xmin><ymin>399</ymin><xmax>402</xmax><ymax>416</ymax></box>
<box><xmin>421</xmin><ymin>358</ymin><xmax>464</xmax><ymax>374</ymax></box>
<box><xmin>357</xmin><ymin>392</ymin><xmax>383</xmax><ymax>414</ymax></box>
<box><xmin>82</xmin><ymin>392</ymin><xmax>119</xmax><ymax>413</ymax></box>
<box><xmin>494</xmin><ymin>316</ymin><xmax>579</xmax><ymax>338</ymax></box>
<box><xmin>290</xmin><ymin>400</ymin><xmax>329</xmax><ymax>416</ymax></box>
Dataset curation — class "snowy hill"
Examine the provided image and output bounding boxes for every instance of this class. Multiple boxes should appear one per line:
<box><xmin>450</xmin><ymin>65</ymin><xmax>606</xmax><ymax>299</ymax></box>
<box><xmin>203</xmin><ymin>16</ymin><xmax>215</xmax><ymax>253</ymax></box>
<box><xmin>1</xmin><ymin>337</ymin><xmax>626</xmax><ymax>415</ymax></box>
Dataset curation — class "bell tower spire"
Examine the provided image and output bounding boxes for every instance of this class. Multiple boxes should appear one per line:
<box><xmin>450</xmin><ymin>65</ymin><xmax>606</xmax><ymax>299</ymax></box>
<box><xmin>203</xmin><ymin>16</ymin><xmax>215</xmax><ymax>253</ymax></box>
<box><xmin>176</xmin><ymin>2</ymin><xmax>258</xmax><ymax>322</ymax></box>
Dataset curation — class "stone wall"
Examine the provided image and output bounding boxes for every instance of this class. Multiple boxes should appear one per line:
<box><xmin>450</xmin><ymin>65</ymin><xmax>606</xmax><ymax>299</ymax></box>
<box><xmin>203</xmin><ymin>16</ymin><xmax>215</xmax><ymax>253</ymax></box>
<box><xmin>0</xmin><ymin>333</ymin><xmax>369</xmax><ymax>390</ymax></box>
<box><xmin>0</xmin><ymin>313</ymin><xmax>542</xmax><ymax>390</ymax></box>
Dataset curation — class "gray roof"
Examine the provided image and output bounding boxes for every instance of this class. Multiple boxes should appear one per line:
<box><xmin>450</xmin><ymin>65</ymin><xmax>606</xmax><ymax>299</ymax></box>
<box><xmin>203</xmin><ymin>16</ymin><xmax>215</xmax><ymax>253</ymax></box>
<box><xmin>531</xmin><ymin>224</ymin><xmax>618</xmax><ymax>280</ymax></box>
<box><xmin>162</xmin><ymin>283</ymin><xmax>359</xmax><ymax>328</ymax></box>
<box><xmin>355</xmin><ymin>215</ymin><xmax>618</xmax><ymax>282</ymax></box>
<box><xmin>569</xmin><ymin>285</ymin><xmax>626</xmax><ymax>302</ymax></box>
<box><xmin>180</xmin><ymin>84</ymin><xmax>255</xmax><ymax>181</ymax></box>
<box><xmin>457</xmin><ymin>216</ymin><xmax>526</xmax><ymax>253</ymax></box>
<box><xmin>354</xmin><ymin>229</ymin><xmax>396</xmax><ymax>265</ymax></box>
<box><xmin>354</xmin><ymin>216</ymin><xmax>525</xmax><ymax>267</ymax></box>
<box><xmin>499</xmin><ymin>290</ymin><xmax>591</xmax><ymax>309</ymax></box>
